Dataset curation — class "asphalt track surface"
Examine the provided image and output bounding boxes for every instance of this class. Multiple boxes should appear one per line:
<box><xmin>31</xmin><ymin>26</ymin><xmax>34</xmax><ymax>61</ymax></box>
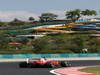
<box><xmin>0</xmin><ymin>60</ymin><xmax>100</xmax><ymax>75</ymax></box>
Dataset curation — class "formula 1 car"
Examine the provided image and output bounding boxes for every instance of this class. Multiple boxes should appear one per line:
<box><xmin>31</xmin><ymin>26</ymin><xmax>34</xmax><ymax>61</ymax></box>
<box><xmin>19</xmin><ymin>58</ymin><xmax>71</xmax><ymax>68</ymax></box>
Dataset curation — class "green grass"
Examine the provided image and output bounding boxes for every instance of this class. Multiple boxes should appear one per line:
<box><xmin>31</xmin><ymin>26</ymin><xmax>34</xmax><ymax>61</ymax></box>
<box><xmin>80</xmin><ymin>66</ymin><xmax>100</xmax><ymax>75</ymax></box>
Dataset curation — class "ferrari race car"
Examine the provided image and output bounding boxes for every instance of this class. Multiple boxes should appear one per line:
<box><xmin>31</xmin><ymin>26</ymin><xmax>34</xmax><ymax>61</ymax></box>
<box><xmin>19</xmin><ymin>58</ymin><xmax>71</xmax><ymax>68</ymax></box>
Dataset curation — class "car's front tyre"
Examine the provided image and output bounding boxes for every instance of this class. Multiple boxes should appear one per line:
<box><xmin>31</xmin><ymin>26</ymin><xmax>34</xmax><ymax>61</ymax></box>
<box><xmin>28</xmin><ymin>63</ymin><xmax>36</xmax><ymax>68</ymax></box>
<box><xmin>19</xmin><ymin>62</ymin><xmax>28</xmax><ymax>68</ymax></box>
<box><xmin>60</xmin><ymin>61</ymin><xmax>70</xmax><ymax>67</ymax></box>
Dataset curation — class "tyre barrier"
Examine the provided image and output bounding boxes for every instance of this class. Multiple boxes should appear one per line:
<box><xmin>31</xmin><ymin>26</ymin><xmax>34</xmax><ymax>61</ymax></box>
<box><xmin>0</xmin><ymin>53</ymin><xmax>100</xmax><ymax>59</ymax></box>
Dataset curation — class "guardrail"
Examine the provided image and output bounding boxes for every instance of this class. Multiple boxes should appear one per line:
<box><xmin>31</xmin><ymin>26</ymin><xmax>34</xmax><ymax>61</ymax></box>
<box><xmin>0</xmin><ymin>53</ymin><xmax>100</xmax><ymax>59</ymax></box>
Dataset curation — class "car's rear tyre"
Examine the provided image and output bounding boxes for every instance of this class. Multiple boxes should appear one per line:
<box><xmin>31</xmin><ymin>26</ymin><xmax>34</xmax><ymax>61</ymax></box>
<box><xmin>46</xmin><ymin>63</ymin><xmax>55</xmax><ymax>68</ymax></box>
<box><xmin>19</xmin><ymin>62</ymin><xmax>28</xmax><ymax>68</ymax></box>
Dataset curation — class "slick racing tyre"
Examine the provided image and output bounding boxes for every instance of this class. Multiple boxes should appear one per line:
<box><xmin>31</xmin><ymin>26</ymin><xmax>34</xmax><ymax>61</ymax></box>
<box><xmin>60</xmin><ymin>61</ymin><xmax>69</xmax><ymax>67</ymax></box>
<box><xmin>19</xmin><ymin>62</ymin><xmax>28</xmax><ymax>68</ymax></box>
<box><xmin>28</xmin><ymin>63</ymin><xmax>36</xmax><ymax>68</ymax></box>
<box><xmin>46</xmin><ymin>63</ymin><xmax>55</xmax><ymax>68</ymax></box>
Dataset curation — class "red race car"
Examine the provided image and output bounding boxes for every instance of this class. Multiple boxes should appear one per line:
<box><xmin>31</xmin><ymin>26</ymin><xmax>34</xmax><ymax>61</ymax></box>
<box><xmin>19</xmin><ymin>57</ymin><xmax>71</xmax><ymax>68</ymax></box>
